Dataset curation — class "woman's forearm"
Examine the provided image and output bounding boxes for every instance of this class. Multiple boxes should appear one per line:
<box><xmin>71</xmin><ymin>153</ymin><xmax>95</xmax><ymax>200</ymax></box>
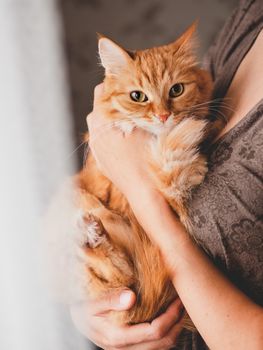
<box><xmin>127</xmin><ymin>185</ymin><xmax>263</xmax><ymax>350</ymax></box>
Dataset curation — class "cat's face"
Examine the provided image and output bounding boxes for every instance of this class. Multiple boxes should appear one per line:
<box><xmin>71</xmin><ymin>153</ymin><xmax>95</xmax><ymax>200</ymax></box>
<box><xmin>98</xmin><ymin>24</ymin><xmax>212</xmax><ymax>135</ymax></box>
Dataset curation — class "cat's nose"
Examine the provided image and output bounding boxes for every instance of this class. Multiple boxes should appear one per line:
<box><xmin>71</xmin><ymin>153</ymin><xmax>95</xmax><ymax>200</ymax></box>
<box><xmin>158</xmin><ymin>114</ymin><xmax>170</xmax><ymax>123</ymax></box>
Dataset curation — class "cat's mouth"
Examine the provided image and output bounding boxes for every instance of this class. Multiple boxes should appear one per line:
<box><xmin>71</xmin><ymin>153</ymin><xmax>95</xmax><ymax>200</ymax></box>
<box><xmin>116</xmin><ymin>113</ymin><xmax>182</xmax><ymax>136</ymax></box>
<box><xmin>132</xmin><ymin>115</ymin><xmax>176</xmax><ymax>136</ymax></box>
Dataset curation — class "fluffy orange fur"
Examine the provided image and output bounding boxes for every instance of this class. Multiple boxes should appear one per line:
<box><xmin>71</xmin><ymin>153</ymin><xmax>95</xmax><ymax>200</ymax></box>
<box><xmin>46</xmin><ymin>23</ymin><xmax>224</xmax><ymax>329</ymax></box>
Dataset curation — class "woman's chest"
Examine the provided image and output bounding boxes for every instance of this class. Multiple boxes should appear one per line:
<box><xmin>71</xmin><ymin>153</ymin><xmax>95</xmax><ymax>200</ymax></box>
<box><xmin>188</xmin><ymin>112</ymin><xmax>263</xmax><ymax>303</ymax></box>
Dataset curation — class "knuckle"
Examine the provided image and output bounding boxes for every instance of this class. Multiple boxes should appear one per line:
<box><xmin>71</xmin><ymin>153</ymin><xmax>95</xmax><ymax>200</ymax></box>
<box><xmin>86</xmin><ymin>113</ymin><xmax>91</xmax><ymax>123</ymax></box>
<box><xmin>152</xmin><ymin>324</ymin><xmax>166</xmax><ymax>340</ymax></box>
<box><xmin>103</xmin><ymin>294</ymin><xmax>113</xmax><ymax>310</ymax></box>
<box><xmin>86</xmin><ymin>112</ymin><xmax>93</xmax><ymax>127</ymax></box>
<box><xmin>174</xmin><ymin>302</ymin><xmax>183</xmax><ymax>315</ymax></box>
<box><xmin>163</xmin><ymin>335</ymin><xmax>176</xmax><ymax>348</ymax></box>
<box><xmin>106</xmin><ymin>291</ymin><xmax>119</xmax><ymax>309</ymax></box>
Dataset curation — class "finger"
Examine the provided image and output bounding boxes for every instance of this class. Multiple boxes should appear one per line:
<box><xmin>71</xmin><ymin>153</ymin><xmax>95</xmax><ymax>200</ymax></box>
<box><xmin>113</xmin><ymin>315</ymin><xmax>185</xmax><ymax>350</ymax></box>
<box><xmin>86</xmin><ymin>83</ymin><xmax>104</xmax><ymax>127</ymax></box>
<box><xmin>157</xmin><ymin>314</ymin><xmax>185</xmax><ymax>350</ymax></box>
<box><xmin>103</xmin><ymin>322</ymin><xmax>156</xmax><ymax>348</ymax></box>
<box><xmin>86</xmin><ymin>111</ymin><xmax>94</xmax><ymax>127</ymax></box>
<box><xmin>93</xmin><ymin>83</ymin><xmax>104</xmax><ymax>109</ymax></box>
<box><xmin>70</xmin><ymin>304</ymin><xmax>153</xmax><ymax>349</ymax></box>
<box><xmin>149</xmin><ymin>298</ymin><xmax>184</xmax><ymax>340</ymax></box>
<box><xmin>71</xmin><ymin>300</ymin><xmax>184</xmax><ymax>349</ymax></box>
<box><xmin>86</xmin><ymin>109</ymin><xmax>109</xmax><ymax>133</ymax></box>
<box><xmin>70</xmin><ymin>304</ymin><xmax>150</xmax><ymax>349</ymax></box>
<box><xmin>99</xmin><ymin>299</ymin><xmax>184</xmax><ymax>347</ymax></box>
<box><xmin>70</xmin><ymin>308</ymin><xmax>112</xmax><ymax>349</ymax></box>
<box><xmin>73</xmin><ymin>289</ymin><xmax>136</xmax><ymax>317</ymax></box>
<box><xmin>102</xmin><ymin>306</ymin><xmax>183</xmax><ymax>349</ymax></box>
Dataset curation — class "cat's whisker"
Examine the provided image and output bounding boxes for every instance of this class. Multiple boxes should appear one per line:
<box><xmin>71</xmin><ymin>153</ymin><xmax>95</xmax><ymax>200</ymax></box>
<box><xmin>186</xmin><ymin>99</ymin><xmax>220</xmax><ymax>109</ymax></box>
<box><xmin>208</xmin><ymin>100</ymin><xmax>237</xmax><ymax>111</ymax></box>
<box><xmin>209</xmin><ymin>109</ymin><xmax>229</xmax><ymax>123</ymax></box>
<box><xmin>193</xmin><ymin>103</ymin><xmax>234</xmax><ymax>115</ymax></box>
<box><xmin>66</xmin><ymin>140</ymin><xmax>87</xmax><ymax>160</ymax></box>
<box><xmin>186</xmin><ymin>99</ymin><xmax>237</xmax><ymax>116</ymax></box>
<box><xmin>209</xmin><ymin>103</ymin><xmax>236</xmax><ymax>111</ymax></box>
<box><xmin>185</xmin><ymin>97</ymin><xmax>234</xmax><ymax>111</ymax></box>
<box><xmin>189</xmin><ymin>106</ymin><xmax>229</xmax><ymax>123</ymax></box>
<box><xmin>210</xmin><ymin>102</ymin><xmax>236</xmax><ymax>115</ymax></box>
<box><xmin>216</xmin><ymin>105</ymin><xmax>237</xmax><ymax>114</ymax></box>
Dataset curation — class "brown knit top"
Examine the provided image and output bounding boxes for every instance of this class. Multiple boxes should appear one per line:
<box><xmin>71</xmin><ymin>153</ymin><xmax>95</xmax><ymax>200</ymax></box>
<box><xmin>176</xmin><ymin>1</ymin><xmax>263</xmax><ymax>348</ymax></box>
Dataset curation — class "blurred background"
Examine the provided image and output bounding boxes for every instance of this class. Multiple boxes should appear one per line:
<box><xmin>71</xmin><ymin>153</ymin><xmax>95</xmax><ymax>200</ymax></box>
<box><xmin>0</xmin><ymin>0</ymin><xmax>238</xmax><ymax>349</ymax></box>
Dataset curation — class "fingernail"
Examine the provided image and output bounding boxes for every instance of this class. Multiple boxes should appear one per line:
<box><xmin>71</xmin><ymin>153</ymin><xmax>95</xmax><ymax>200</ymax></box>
<box><xmin>119</xmin><ymin>291</ymin><xmax>133</xmax><ymax>306</ymax></box>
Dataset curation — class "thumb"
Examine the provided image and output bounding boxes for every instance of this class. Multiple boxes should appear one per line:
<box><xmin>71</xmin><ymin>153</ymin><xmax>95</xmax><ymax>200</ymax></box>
<box><xmin>92</xmin><ymin>289</ymin><xmax>136</xmax><ymax>315</ymax></box>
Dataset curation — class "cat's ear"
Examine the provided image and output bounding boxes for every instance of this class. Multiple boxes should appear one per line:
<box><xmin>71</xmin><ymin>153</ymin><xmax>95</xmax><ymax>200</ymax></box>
<box><xmin>97</xmin><ymin>34</ymin><xmax>133</xmax><ymax>75</ymax></box>
<box><xmin>168</xmin><ymin>21</ymin><xmax>198</xmax><ymax>55</ymax></box>
<box><xmin>176</xmin><ymin>21</ymin><xmax>198</xmax><ymax>48</ymax></box>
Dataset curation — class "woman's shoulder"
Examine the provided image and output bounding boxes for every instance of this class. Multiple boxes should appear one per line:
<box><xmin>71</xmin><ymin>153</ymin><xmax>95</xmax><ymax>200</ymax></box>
<box><xmin>203</xmin><ymin>0</ymin><xmax>263</xmax><ymax>98</ymax></box>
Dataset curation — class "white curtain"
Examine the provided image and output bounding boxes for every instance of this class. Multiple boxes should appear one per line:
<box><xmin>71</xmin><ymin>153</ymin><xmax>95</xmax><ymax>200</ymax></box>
<box><xmin>0</xmin><ymin>0</ymin><xmax>92</xmax><ymax>349</ymax></box>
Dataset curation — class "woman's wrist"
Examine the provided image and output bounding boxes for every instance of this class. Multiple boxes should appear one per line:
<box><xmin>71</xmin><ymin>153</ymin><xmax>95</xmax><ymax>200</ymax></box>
<box><xmin>126</xmin><ymin>183</ymin><xmax>192</xmax><ymax>267</ymax></box>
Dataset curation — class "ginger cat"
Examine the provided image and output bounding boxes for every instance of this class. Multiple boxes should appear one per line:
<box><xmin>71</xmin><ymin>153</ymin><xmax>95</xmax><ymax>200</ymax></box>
<box><xmin>46</xmin><ymin>23</ymin><xmax>224</xmax><ymax>329</ymax></box>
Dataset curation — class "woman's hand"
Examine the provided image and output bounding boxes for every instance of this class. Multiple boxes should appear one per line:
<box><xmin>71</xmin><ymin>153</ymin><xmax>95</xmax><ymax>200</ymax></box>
<box><xmin>87</xmin><ymin>83</ymin><xmax>154</xmax><ymax>201</ymax></box>
<box><xmin>70</xmin><ymin>289</ymin><xmax>184</xmax><ymax>350</ymax></box>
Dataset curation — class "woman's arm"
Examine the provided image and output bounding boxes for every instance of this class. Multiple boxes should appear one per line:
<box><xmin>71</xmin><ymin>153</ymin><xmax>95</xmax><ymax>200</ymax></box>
<box><xmin>87</xmin><ymin>84</ymin><xmax>263</xmax><ymax>350</ymax></box>
<box><xmin>127</xmin><ymin>185</ymin><xmax>263</xmax><ymax>350</ymax></box>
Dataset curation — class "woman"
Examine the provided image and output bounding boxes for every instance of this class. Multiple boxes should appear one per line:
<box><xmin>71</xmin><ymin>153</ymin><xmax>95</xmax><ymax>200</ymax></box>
<box><xmin>70</xmin><ymin>1</ymin><xmax>263</xmax><ymax>348</ymax></box>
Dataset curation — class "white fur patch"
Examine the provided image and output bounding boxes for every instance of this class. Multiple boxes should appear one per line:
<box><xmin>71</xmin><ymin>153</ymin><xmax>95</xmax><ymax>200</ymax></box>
<box><xmin>74</xmin><ymin>210</ymin><xmax>105</xmax><ymax>248</ymax></box>
<box><xmin>163</xmin><ymin>185</ymin><xmax>183</xmax><ymax>200</ymax></box>
<box><xmin>162</xmin><ymin>157</ymin><xmax>196</xmax><ymax>172</ymax></box>
<box><xmin>85</xmin><ymin>220</ymin><xmax>105</xmax><ymax>248</ymax></box>
<box><xmin>117</xmin><ymin>120</ymin><xmax>135</xmax><ymax>134</ymax></box>
<box><xmin>134</xmin><ymin>115</ymin><xmax>175</xmax><ymax>135</ymax></box>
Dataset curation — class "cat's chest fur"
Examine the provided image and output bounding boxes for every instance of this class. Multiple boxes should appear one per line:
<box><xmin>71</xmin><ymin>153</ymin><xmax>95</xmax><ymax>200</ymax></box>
<box><xmin>78</xmin><ymin>116</ymin><xmax>209</xmax><ymax>226</ymax></box>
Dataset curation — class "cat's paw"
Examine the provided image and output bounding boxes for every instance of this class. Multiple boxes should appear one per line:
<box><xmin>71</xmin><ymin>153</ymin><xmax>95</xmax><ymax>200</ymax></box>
<box><xmin>77</xmin><ymin>212</ymin><xmax>106</xmax><ymax>248</ymax></box>
<box><xmin>186</xmin><ymin>156</ymin><xmax>208</xmax><ymax>188</ymax></box>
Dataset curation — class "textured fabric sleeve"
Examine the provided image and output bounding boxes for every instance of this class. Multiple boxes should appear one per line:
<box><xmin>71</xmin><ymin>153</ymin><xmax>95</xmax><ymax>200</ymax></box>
<box><xmin>202</xmin><ymin>2</ymin><xmax>241</xmax><ymax>80</ymax></box>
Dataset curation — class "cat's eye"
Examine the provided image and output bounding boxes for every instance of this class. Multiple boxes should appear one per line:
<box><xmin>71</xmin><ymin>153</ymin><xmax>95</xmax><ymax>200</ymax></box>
<box><xmin>169</xmin><ymin>83</ymin><xmax>184</xmax><ymax>98</ymax></box>
<box><xmin>130</xmin><ymin>91</ymin><xmax>148</xmax><ymax>103</ymax></box>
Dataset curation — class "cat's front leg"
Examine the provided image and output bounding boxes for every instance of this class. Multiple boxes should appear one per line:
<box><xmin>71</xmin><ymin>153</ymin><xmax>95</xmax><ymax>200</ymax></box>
<box><xmin>76</xmin><ymin>211</ymin><xmax>135</xmax><ymax>291</ymax></box>
<box><xmin>43</xmin><ymin>180</ymin><xmax>106</xmax><ymax>303</ymax></box>
<box><xmin>44</xmin><ymin>181</ymin><xmax>135</xmax><ymax>315</ymax></box>
<box><xmin>149</xmin><ymin>117</ymin><xmax>208</xmax><ymax>225</ymax></box>
<box><xmin>76</xmin><ymin>208</ymin><xmax>139</xmax><ymax>325</ymax></box>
